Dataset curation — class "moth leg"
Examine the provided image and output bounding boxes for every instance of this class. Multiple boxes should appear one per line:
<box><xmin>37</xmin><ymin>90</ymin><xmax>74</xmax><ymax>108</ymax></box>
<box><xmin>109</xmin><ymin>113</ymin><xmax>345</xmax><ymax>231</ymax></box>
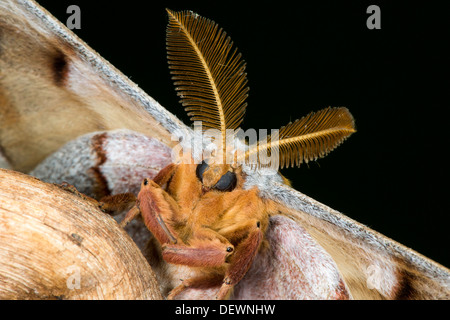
<box><xmin>216</xmin><ymin>220</ymin><xmax>263</xmax><ymax>300</ymax></box>
<box><xmin>126</xmin><ymin>178</ymin><xmax>180</xmax><ymax>245</ymax></box>
<box><xmin>59</xmin><ymin>181</ymin><xmax>136</xmax><ymax>216</ymax></box>
<box><xmin>119</xmin><ymin>205</ymin><xmax>140</xmax><ymax>228</ymax></box>
<box><xmin>152</xmin><ymin>163</ymin><xmax>177</xmax><ymax>187</ymax></box>
<box><xmin>162</xmin><ymin>240</ymin><xmax>234</xmax><ymax>268</ymax></box>
<box><xmin>161</xmin><ymin>225</ymin><xmax>235</xmax><ymax>267</ymax></box>
<box><xmin>98</xmin><ymin>193</ymin><xmax>137</xmax><ymax>215</ymax></box>
<box><xmin>167</xmin><ymin>273</ymin><xmax>223</xmax><ymax>300</ymax></box>
<box><xmin>58</xmin><ymin>182</ymin><xmax>99</xmax><ymax>207</ymax></box>
<box><xmin>58</xmin><ymin>181</ymin><xmax>82</xmax><ymax>196</ymax></box>
<box><xmin>97</xmin><ymin>163</ymin><xmax>176</xmax><ymax>215</ymax></box>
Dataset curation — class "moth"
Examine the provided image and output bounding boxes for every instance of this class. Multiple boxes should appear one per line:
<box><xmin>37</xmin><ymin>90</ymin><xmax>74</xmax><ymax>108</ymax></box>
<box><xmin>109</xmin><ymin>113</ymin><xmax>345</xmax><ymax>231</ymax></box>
<box><xmin>97</xmin><ymin>9</ymin><xmax>357</xmax><ymax>300</ymax></box>
<box><xmin>0</xmin><ymin>1</ymin><xmax>449</xmax><ymax>300</ymax></box>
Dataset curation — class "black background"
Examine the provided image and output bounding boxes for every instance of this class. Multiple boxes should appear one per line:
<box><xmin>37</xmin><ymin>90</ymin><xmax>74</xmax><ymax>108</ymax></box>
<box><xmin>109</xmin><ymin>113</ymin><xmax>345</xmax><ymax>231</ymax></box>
<box><xmin>35</xmin><ymin>1</ymin><xmax>449</xmax><ymax>267</ymax></box>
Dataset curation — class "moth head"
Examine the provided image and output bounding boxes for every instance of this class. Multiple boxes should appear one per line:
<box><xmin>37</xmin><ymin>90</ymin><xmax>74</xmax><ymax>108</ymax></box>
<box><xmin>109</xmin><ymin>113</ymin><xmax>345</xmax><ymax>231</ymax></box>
<box><xmin>196</xmin><ymin>160</ymin><xmax>239</xmax><ymax>192</ymax></box>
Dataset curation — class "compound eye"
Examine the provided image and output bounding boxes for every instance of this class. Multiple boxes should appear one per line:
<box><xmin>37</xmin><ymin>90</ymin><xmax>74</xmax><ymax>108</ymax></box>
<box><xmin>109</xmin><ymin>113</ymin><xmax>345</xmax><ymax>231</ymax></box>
<box><xmin>214</xmin><ymin>171</ymin><xmax>237</xmax><ymax>192</ymax></box>
<box><xmin>196</xmin><ymin>160</ymin><xmax>209</xmax><ymax>182</ymax></box>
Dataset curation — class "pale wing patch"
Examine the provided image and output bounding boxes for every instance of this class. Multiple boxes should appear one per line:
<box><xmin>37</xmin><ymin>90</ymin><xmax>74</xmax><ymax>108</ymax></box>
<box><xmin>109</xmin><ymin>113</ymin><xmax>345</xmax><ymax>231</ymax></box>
<box><xmin>233</xmin><ymin>215</ymin><xmax>351</xmax><ymax>299</ymax></box>
<box><xmin>31</xmin><ymin>130</ymin><xmax>172</xmax><ymax>197</ymax></box>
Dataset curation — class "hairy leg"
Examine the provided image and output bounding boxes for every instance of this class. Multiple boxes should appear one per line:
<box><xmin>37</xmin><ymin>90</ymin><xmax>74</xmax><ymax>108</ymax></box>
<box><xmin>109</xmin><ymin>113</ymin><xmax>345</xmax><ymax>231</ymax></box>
<box><xmin>99</xmin><ymin>192</ymin><xmax>136</xmax><ymax>215</ymax></box>
<box><xmin>96</xmin><ymin>162</ymin><xmax>177</xmax><ymax>216</ymax></box>
<box><xmin>167</xmin><ymin>273</ymin><xmax>223</xmax><ymax>300</ymax></box>
<box><xmin>216</xmin><ymin>220</ymin><xmax>263</xmax><ymax>299</ymax></box>
<box><xmin>128</xmin><ymin>178</ymin><xmax>179</xmax><ymax>244</ymax></box>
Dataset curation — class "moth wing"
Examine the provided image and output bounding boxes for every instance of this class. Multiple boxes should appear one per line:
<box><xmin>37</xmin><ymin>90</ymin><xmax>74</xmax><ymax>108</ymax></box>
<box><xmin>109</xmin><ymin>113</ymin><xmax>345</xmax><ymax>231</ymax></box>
<box><xmin>233</xmin><ymin>215</ymin><xmax>351</xmax><ymax>299</ymax></box>
<box><xmin>0</xmin><ymin>0</ymin><xmax>185</xmax><ymax>172</ymax></box>
<box><xmin>260</xmin><ymin>182</ymin><xmax>450</xmax><ymax>299</ymax></box>
<box><xmin>2</xmin><ymin>1</ymin><xmax>449</xmax><ymax>300</ymax></box>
